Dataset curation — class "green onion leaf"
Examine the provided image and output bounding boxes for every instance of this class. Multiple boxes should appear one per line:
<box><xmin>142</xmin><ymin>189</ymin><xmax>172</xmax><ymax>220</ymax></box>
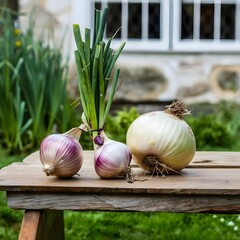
<box><xmin>73</xmin><ymin>7</ymin><xmax>125</xmax><ymax>132</ymax></box>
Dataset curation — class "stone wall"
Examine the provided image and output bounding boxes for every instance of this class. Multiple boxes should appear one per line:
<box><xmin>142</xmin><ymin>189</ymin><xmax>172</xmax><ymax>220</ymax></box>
<box><xmin>18</xmin><ymin>0</ymin><xmax>240</xmax><ymax>105</ymax></box>
<box><xmin>19</xmin><ymin>0</ymin><xmax>74</xmax><ymax>59</ymax></box>
<box><xmin>112</xmin><ymin>53</ymin><xmax>240</xmax><ymax>104</ymax></box>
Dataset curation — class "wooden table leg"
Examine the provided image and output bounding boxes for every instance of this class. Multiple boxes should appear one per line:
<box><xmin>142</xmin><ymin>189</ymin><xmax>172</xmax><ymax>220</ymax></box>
<box><xmin>18</xmin><ymin>210</ymin><xmax>64</xmax><ymax>240</ymax></box>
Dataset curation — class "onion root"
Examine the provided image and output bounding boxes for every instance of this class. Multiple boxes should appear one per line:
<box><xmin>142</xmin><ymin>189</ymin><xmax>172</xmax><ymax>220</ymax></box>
<box><xmin>142</xmin><ymin>156</ymin><xmax>184</xmax><ymax>178</ymax></box>
<box><xmin>164</xmin><ymin>100</ymin><xmax>190</xmax><ymax>119</ymax></box>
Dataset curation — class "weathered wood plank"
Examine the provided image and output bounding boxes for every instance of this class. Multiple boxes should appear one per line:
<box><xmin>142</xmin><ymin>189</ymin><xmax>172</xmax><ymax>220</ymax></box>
<box><xmin>21</xmin><ymin>151</ymin><xmax>240</xmax><ymax>167</ymax></box>
<box><xmin>190</xmin><ymin>151</ymin><xmax>240</xmax><ymax>168</ymax></box>
<box><xmin>8</xmin><ymin>192</ymin><xmax>240</xmax><ymax>213</ymax></box>
<box><xmin>19</xmin><ymin>211</ymin><xmax>41</xmax><ymax>240</ymax></box>
<box><xmin>0</xmin><ymin>151</ymin><xmax>239</xmax><ymax>195</ymax></box>
<box><xmin>0</xmin><ymin>167</ymin><xmax>239</xmax><ymax>194</ymax></box>
<box><xmin>0</xmin><ymin>160</ymin><xmax>240</xmax><ymax>194</ymax></box>
<box><xmin>19</xmin><ymin>210</ymin><xmax>64</xmax><ymax>240</ymax></box>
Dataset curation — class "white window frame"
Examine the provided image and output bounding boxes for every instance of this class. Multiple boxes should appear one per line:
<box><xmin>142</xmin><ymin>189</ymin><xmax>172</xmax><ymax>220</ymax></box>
<box><xmin>72</xmin><ymin>0</ymin><xmax>240</xmax><ymax>52</ymax></box>
<box><xmin>87</xmin><ymin>0</ymin><xmax>170</xmax><ymax>52</ymax></box>
<box><xmin>172</xmin><ymin>0</ymin><xmax>240</xmax><ymax>52</ymax></box>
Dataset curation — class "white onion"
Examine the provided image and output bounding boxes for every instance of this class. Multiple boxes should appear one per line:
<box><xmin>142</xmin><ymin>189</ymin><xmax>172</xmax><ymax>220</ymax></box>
<box><xmin>126</xmin><ymin>101</ymin><xmax>196</xmax><ymax>174</ymax></box>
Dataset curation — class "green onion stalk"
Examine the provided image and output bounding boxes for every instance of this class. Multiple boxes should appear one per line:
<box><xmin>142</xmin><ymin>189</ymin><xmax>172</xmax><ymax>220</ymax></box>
<box><xmin>73</xmin><ymin>7</ymin><xmax>134</xmax><ymax>181</ymax></box>
<box><xmin>73</xmin><ymin>7</ymin><xmax>125</xmax><ymax>138</ymax></box>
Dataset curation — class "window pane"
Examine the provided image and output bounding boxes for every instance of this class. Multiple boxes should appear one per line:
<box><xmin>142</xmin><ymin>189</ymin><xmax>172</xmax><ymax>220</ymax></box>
<box><xmin>106</xmin><ymin>3</ymin><xmax>122</xmax><ymax>38</ymax></box>
<box><xmin>181</xmin><ymin>3</ymin><xmax>194</xmax><ymax>39</ymax></box>
<box><xmin>200</xmin><ymin>4</ymin><xmax>214</xmax><ymax>39</ymax></box>
<box><xmin>128</xmin><ymin>3</ymin><xmax>142</xmax><ymax>39</ymax></box>
<box><xmin>148</xmin><ymin>3</ymin><xmax>161</xmax><ymax>39</ymax></box>
<box><xmin>221</xmin><ymin>4</ymin><xmax>235</xmax><ymax>40</ymax></box>
<box><xmin>94</xmin><ymin>2</ymin><xmax>101</xmax><ymax>10</ymax></box>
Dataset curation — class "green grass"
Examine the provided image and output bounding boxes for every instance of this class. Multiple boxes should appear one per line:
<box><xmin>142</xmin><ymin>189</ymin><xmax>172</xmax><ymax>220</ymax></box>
<box><xmin>0</xmin><ymin>149</ymin><xmax>24</xmax><ymax>239</ymax></box>
<box><xmin>64</xmin><ymin>211</ymin><xmax>240</xmax><ymax>240</ymax></box>
<box><xmin>0</xmin><ymin>191</ymin><xmax>23</xmax><ymax>240</ymax></box>
<box><xmin>0</xmin><ymin>148</ymin><xmax>25</xmax><ymax>169</ymax></box>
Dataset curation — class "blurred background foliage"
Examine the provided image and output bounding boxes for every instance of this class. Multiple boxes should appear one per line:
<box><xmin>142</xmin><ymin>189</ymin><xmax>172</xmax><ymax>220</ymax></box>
<box><xmin>187</xmin><ymin>101</ymin><xmax>240</xmax><ymax>151</ymax></box>
<box><xmin>0</xmin><ymin>5</ymin><xmax>73</xmax><ymax>153</ymax></box>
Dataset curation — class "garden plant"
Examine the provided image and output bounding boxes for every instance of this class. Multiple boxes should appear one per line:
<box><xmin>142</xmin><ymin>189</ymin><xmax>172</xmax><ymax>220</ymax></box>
<box><xmin>0</xmin><ymin>6</ymin><xmax>73</xmax><ymax>153</ymax></box>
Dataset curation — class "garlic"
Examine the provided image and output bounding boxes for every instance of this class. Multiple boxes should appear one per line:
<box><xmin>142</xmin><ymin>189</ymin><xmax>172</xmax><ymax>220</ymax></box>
<box><xmin>39</xmin><ymin>127</ymin><xmax>84</xmax><ymax>178</ymax></box>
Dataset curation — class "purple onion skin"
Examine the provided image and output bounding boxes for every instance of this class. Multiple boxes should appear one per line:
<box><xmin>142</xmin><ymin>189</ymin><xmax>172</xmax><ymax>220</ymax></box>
<box><xmin>94</xmin><ymin>141</ymin><xmax>132</xmax><ymax>179</ymax></box>
<box><xmin>94</xmin><ymin>135</ymin><xmax>104</xmax><ymax>145</ymax></box>
<box><xmin>40</xmin><ymin>134</ymin><xmax>83</xmax><ymax>178</ymax></box>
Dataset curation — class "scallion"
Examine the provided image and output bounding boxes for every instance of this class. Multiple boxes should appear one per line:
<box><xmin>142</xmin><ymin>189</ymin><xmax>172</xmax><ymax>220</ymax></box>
<box><xmin>73</xmin><ymin>7</ymin><xmax>125</xmax><ymax>136</ymax></box>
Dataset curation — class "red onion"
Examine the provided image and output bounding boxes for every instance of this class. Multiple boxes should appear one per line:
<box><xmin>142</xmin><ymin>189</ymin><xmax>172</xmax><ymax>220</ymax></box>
<box><xmin>94</xmin><ymin>131</ymin><xmax>132</xmax><ymax>179</ymax></box>
<box><xmin>39</xmin><ymin>127</ymin><xmax>84</xmax><ymax>178</ymax></box>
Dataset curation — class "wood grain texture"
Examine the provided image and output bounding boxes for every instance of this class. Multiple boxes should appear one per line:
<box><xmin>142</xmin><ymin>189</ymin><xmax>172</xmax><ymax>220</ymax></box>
<box><xmin>190</xmin><ymin>151</ymin><xmax>240</xmax><ymax>168</ymax></box>
<box><xmin>19</xmin><ymin>211</ymin><xmax>41</xmax><ymax>240</ymax></box>
<box><xmin>18</xmin><ymin>210</ymin><xmax>64</xmax><ymax>240</ymax></box>
<box><xmin>8</xmin><ymin>192</ymin><xmax>240</xmax><ymax>213</ymax></box>
<box><xmin>21</xmin><ymin>150</ymin><xmax>240</xmax><ymax>167</ymax></box>
<box><xmin>0</xmin><ymin>151</ymin><xmax>240</xmax><ymax>213</ymax></box>
<box><xmin>0</xmin><ymin>151</ymin><xmax>239</xmax><ymax>195</ymax></box>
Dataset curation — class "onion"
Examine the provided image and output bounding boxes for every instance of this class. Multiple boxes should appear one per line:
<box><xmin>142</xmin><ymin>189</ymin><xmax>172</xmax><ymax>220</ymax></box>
<box><xmin>126</xmin><ymin>101</ymin><xmax>196</xmax><ymax>175</ymax></box>
<box><xmin>94</xmin><ymin>131</ymin><xmax>133</xmax><ymax>180</ymax></box>
<box><xmin>39</xmin><ymin>127</ymin><xmax>84</xmax><ymax>178</ymax></box>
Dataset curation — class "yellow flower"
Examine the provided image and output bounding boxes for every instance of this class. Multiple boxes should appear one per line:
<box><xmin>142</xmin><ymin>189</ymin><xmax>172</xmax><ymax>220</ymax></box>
<box><xmin>14</xmin><ymin>28</ymin><xmax>21</xmax><ymax>35</ymax></box>
<box><xmin>15</xmin><ymin>40</ymin><xmax>21</xmax><ymax>47</ymax></box>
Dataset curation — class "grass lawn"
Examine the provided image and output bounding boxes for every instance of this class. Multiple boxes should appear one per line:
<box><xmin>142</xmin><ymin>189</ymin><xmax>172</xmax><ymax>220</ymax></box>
<box><xmin>64</xmin><ymin>211</ymin><xmax>240</xmax><ymax>240</ymax></box>
<box><xmin>0</xmin><ymin>149</ymin><xmax>24</xmax><ymax>239</ymax></box>
<box><xmin>0</xmin><ymin>148</ymin><xmax>239</xmax><ymax>239</ymax></box>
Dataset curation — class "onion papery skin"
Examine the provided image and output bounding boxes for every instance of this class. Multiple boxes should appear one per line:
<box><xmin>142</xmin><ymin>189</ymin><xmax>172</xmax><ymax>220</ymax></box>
<box><xmin>126</xmin><ymin>111</ymin><xmax>196</xmax><ymax>173</ymax></box>
<box><xmin>40</xmin><ymin>134</ymin><xmax>83</xmax><ymax>178</ymax></box>
<box><xmin>94</xmin><ymin>140</ymin><xmax>132</xmax><ymax>179</ymax></box>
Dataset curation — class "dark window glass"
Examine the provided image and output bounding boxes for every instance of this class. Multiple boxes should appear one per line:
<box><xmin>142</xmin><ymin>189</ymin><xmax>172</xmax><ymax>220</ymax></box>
<box><xmin>221</xmin><ymin>4</ymin><xmax>235</xmax><ymax>39</ymax></box>
<box><xmin>200</xmin><ymin>4</ymin><xmax>214</xmax><ymax>39</ymax></box>
<box><xmin>128</xmin><ymin>3</ymin><xmax>142</xmax><ymax>39</ymax></box>
<box><xmin>106</xmin><ymin>3</ymin><xmax>122</xmax><ymax>38</ymax></box>
<box><xmin>181</xmin><ymin>3</ymin><xmax>194</xmax><ymax>39</ymax></box>
<box><xmin>94</xmin><ymin>2</ymin><xmax>101</xmax><ymax>11</ymax></box>
<box><xmin>93</xmin><ymin>2</ymin><xmax>102</xmax><ymax>38</ymax></box>
<box><xmin>148</xmin><ymin>3</ymin><xmax>161</xmax><ymax>39</ymax></box>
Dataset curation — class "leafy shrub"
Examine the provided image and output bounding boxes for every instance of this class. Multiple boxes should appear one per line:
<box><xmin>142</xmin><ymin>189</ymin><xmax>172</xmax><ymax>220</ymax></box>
<box><xmin>217</xmin><ymin>101</ymin><xmax>240</xmax><ymax>138</ymax></box>
<box><xmin>105</xmin><ymin>107</ymin><xmax>139</xmax><ymax>143</ymax></box>
<box><xmin>187</xmin><ymin>115</ymin><xmax>233</xmax><ymax>150</ymax></box>
<box><xmin>187</xmin><ymin>100</ymin><xmax>240</xmax><ymax>151</ymax></box>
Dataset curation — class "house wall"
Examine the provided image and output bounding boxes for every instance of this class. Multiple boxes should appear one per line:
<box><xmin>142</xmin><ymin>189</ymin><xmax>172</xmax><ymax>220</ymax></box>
<box><xmin>114</xmin><ymin>53</ymin><xmax>240</xmax><ymax>104</ymax></box>
<box><xmin>18</xmin><ymin>0</ymin><xmax>240</xmax><ymax>104</ymax></box>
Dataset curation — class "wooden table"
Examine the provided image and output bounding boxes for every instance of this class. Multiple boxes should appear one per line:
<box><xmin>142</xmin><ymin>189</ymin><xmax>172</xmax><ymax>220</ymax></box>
<box><xmin>0</xmin><ymin>151</ymin><xmax>239</xmax><ymax>240</ymax></box>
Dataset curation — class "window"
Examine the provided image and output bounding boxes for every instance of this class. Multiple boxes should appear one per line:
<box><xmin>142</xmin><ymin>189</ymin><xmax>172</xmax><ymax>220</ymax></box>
<box><xmin>75</xmin><ymin>0</ymin><xmax>240</xmax><ymax>52</ymax></box>
<box><xmin>173</xmin><ymin>0</ymin><xmax>240</xmax><ymax>51</ymax></box>
<box><xmin>90</xmin><ymin>0</ymin><xmax>169</xmax><ymax>51</ymax></box>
